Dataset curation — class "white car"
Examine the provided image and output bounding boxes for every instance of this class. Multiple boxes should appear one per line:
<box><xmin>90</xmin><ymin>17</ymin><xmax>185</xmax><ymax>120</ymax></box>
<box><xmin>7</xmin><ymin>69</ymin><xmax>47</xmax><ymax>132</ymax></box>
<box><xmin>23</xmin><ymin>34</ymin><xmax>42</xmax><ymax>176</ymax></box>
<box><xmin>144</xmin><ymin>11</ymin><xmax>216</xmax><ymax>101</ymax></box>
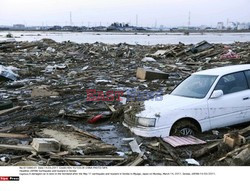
<box><xmin>123</xmin><ymin>64</ymin><xmax>250</xmax><ymax>137</ymax></box>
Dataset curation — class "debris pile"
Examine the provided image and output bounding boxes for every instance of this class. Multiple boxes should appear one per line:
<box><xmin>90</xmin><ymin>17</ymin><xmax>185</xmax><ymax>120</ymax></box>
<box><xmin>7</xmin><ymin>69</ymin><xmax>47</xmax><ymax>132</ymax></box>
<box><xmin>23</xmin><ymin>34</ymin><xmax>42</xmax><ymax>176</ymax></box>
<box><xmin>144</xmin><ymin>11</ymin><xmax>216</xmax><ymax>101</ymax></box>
<box><xmin>0</xmin><ymin>39</ymin><xmax>250</xmax><ymax>166</ymax></box>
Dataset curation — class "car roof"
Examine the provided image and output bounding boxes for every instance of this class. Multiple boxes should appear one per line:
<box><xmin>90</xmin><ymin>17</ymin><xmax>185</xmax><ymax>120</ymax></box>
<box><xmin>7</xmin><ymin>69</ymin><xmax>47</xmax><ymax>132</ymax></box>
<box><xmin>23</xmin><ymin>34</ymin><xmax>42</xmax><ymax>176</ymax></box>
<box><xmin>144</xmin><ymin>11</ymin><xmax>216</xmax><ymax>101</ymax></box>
<box><xmin>194</xmin><ymin>64</ymin><xmax>250</xmax><ymax>76</ymax></box>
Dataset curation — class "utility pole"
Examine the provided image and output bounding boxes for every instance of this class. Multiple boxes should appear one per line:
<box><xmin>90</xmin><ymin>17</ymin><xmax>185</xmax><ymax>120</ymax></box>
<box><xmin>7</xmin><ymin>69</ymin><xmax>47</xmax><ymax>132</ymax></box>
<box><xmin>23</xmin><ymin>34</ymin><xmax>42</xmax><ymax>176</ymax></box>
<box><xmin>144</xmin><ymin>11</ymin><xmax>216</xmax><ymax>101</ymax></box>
<box><xmin>155</xmin><ymin>19</ymin><xmax>157</xmax><ymax>28</ymax></box>
<box><xmin>70</xmin><ymin>12</ymin><xmax>73</xmax><ymax>26</ymax></box>
<box><xmin>136</xmin><ymin>14</ymin><xmax>138</xmax><ymax>27</ymax></box>
<box><xmin>188</xmin><ymin>11</ymin><xmax>191</xmax><ymax>28</ymax></box>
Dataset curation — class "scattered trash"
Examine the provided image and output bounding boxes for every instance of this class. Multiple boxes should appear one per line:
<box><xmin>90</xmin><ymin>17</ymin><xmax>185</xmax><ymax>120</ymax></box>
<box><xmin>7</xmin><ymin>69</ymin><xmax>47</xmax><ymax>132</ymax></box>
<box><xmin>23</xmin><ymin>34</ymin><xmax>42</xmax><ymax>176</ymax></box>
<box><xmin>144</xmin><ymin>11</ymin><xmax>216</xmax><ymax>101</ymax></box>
<box><xmin>220</xmin><ymin>49</ymin><xmax>240</xmax><ymax>60</ymax></box>
<box><xmin>0</xmin><ymin>39</ymin><xmax>250</xmax><ymax>166</ymax></box>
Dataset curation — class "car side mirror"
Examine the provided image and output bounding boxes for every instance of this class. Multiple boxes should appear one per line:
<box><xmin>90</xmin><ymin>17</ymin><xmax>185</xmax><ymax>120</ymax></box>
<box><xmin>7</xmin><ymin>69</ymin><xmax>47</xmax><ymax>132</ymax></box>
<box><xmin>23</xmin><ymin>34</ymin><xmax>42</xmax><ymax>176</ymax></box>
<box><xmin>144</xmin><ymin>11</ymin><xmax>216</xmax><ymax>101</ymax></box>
<box><xmin>211</xmin><ymin>90</ymin><xmax>223</xmax><ymax>99</ymax></box>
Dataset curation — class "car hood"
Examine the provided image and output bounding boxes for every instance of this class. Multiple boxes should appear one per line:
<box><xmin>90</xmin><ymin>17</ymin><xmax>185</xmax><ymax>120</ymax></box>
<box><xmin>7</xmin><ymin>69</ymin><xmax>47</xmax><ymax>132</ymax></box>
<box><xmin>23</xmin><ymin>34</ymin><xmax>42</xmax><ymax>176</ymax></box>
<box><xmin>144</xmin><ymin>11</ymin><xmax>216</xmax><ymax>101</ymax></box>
<box><xmin>136</xmin><ymin>94</ymin><xmax>203</xmax><ymax>118</ymax></box>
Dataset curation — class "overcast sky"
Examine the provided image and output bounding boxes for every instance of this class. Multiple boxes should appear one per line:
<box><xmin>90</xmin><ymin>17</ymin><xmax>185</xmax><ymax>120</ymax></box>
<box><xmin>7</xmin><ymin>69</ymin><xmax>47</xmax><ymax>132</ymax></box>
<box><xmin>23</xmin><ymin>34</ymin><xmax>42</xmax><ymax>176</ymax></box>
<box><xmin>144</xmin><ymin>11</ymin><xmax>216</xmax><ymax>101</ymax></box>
<box><xmin>0</xmin><ymin>0</ymin><xmax>250</xmax><ymax>27</ymax></box>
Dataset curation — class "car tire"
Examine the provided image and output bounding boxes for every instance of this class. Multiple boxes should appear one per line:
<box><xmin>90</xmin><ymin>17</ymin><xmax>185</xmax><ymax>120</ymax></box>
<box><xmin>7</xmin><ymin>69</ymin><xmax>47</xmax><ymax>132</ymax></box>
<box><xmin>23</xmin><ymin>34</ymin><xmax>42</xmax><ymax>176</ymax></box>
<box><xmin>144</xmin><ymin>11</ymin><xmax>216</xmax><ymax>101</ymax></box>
<box><xmin>170</xmin><ymin>119</ymin><xmax>199</xmax><ymax>136</ymax></box>
<box><xmin>0</xmin><ymin>100</ymin><xmax>13</xmax><ymax>110</ymax></box>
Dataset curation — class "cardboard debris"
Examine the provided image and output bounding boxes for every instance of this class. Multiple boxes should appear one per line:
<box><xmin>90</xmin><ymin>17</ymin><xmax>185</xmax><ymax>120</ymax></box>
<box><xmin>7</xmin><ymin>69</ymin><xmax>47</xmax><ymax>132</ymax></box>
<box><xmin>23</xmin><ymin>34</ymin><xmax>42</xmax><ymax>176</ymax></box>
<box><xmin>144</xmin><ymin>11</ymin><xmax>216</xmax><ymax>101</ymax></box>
<box><xmin>136</xmin><ymin>67</ymin><xmax>169</xmax><ymax>80</ymax></box>
<box><xmin>31</xmin><ymin>138</ymin><xmax>60</xmax><ymax>153</ymax></box>
<box><xmin>223</xmin><ymin>133</ymin><xmax>246</xmax><ymax>148</ymax></box>
<box><xmin>31</xmin><ymin>86</ymin><xmax>59</xmax><ymax>97</ymax></box>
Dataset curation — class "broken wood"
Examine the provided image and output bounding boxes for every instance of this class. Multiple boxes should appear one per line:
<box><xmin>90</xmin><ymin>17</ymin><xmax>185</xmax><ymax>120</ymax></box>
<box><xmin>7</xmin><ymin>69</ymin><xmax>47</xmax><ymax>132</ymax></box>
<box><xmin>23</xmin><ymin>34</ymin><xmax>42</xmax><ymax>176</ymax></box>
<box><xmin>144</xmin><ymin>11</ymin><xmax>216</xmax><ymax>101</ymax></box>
<box><xmin>0</xmin><ymin>132</ymin><xmax>29</xmax><ymax>139</ymax></box>
<box><xmin>105</xmin><ymin>102</ymin><xmax>116</xmax><ymax>112</ymax></box>
<box><xmin>232</xmin><ymin>145</ymin><xmax>250</xmax><ymax>164</ymax></box>
<box><xmin>158</xmin><ymin>138</ymin><xmax>183</xmax><ymax>165</ymax></box>
<box><xmin>51</xmin><ymin>155</ymin><xmax>125</xmax><ymax>161</ymax></box>
<box><xmin>128</xmin><ymin>153</ymin><xmax>144</xmax><ymax>166</ymax></box>
<box><xmin>69</xmin><ymin>125</ymin><xmax>101</xmax><ymax>140</ymax></box>
<box><xmin>192</xmin><ymin>142</ymin><xmax>220</xmax><ymax>158</ymax></box>
<box><xmin>145</xmin><ymin>145</ymin><xmax>169</xmax><ymax>155</ymax></box>
<box><xmin>0</xmin><ymin>106</ymin><xmax>21</xmax><ymax>116</ymax></box>
<box><xmin>0</xmin><ymin>144</ymin><xmax>35</xmax><ymax>152</ymax></box>
<box><xmin>136</xmin><ymin>67</ymin><xmax>169</xmax><ymax>80</ymax></box>
<box><xmin>239</xmin><ymin>125</ymin><xmax>250</xmax><ymax>135</ymax></box>
<box><xmin>82</xmin><ymin>142</ymin><xmax>117</xmax><ymax>155</ymax></box>
<box><xmin>217</xmin><ymin>144</ymin><xmax>249</xmax><ymax>162</ymax></box>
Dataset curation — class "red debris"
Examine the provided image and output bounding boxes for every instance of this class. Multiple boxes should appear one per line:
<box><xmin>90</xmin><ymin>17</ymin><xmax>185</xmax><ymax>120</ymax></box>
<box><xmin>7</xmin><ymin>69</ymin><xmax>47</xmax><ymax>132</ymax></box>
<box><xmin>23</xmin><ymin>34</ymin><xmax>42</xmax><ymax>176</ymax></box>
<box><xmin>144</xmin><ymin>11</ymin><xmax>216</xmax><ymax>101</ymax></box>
<box><xmin>88</xmin><ymin>114</ymin><xmax>103</xmax><ymax>124</ymax></box>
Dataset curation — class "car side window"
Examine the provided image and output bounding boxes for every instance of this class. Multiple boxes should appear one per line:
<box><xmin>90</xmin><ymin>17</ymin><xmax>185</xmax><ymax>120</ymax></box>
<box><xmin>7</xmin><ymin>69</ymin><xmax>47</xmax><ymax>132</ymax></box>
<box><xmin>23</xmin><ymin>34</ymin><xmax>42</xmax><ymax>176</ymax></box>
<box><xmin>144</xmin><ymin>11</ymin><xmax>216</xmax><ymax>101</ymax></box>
<box><xmin>244</xmin><ymin>70</ymin><xmax>250</xmax><ymax>87</ymax></box>
<box><xmin>214</xmin><ymin>72</ymin><xmax>248</xmax><ymax>95</ymax></box>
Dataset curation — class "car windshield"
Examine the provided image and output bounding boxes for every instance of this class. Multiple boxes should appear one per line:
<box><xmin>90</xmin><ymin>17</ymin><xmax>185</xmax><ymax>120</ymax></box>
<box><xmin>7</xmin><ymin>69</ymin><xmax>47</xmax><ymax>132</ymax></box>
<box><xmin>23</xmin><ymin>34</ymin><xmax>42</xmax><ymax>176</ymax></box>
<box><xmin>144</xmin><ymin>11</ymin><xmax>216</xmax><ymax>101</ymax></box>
<box><xmin>171</xmin><ymin>74</ymin><xmax>218</xmax><ymax>98</ymax></box>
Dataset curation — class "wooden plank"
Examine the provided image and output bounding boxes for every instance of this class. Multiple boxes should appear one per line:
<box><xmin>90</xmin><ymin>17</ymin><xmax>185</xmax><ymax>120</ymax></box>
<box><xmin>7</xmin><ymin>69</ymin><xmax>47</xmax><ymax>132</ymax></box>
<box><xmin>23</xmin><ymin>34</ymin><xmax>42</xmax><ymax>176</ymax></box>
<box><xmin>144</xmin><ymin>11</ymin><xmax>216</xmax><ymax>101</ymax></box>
<box><xmin>158</xmin><ymin>138</ymin><xmax>183</xmax><ymax>165</ymax></box>
<box><xmin>0</xmin><ymin>133</ymin><xmax>29</xmax><ymax>139</ymax></box>
<box><xmin>145</xmin><ymin>145</ymin><xmax>169</xmax><ymax>155</ymax></box>
<box><xmin>192</xmin><ymin>142</ymin><xmax>220</xmax><ymax>158</ymax></box>
<box><xmin>0</xmin><ymin>144</ymin><xmax>35</xmax><ymax>152</ymax></box>
<box><xmin>51</xmin><ymin>155</ymin><xmax>125</xmax><ymax>161</ymax></box>
<box><xmin>239</xmin><ymin>126</ymin><xmax>250</xmax><ymax>135</ymax></box>
<box><xmin>217</xmin><ymin>144</ymin><xmax>249</xmax><ymax>162</ymax></box>
<box><xmin>0</xmin><ymin>106</ymin><xmax>21</xmax><ymax>116</ymax></box>
<box><xmin>69</xmin><ymin>125</ymin><xmax>101</xmax><ymax>140</ymax></box>
<box><xmin>128</xmin><ymin>153</ymin><xmax>144</xmax><ymax>166</ymax></box>
<box><xmin>105</xmin><ymin>103</ymin><xmax>116</xmax><ymax>112</ymax></box>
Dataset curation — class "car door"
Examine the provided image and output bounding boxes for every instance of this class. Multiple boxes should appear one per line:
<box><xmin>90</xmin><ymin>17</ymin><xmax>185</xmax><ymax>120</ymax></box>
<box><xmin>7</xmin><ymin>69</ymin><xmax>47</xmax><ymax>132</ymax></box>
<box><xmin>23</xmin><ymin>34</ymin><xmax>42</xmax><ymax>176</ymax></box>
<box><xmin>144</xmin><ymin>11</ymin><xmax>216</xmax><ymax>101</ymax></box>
<box><xmin>241</xmin><ymin>70</ymin><xmax>250</xmax><ymax>120</ymax></box>
<box><xmin>208</xmin><ymin>71</ymin><xmax>250</xmax><ymax>129</ymax></box>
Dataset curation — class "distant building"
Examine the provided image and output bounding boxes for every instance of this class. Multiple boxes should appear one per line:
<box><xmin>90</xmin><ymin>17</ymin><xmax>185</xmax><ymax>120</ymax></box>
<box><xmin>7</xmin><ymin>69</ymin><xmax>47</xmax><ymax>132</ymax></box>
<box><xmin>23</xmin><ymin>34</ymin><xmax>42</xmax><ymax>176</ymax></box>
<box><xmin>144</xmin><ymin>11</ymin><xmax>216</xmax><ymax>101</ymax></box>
<box><xmin>49</xmin><ymin>25</ymin><xmax>62</xmax><ymax>31</ymax></box>
<box><xmin>227</xmin><ymin>22</ymin><xmax>237</xmax><ymax>30</ymax></box>
<box><xmin>217</xmin><ymin>22</ymin><xmax>224</xmax><ymax>30</ymax></box>
<box><xmin>92</xmin><ymin>26</ymin><xmax>107</xmax><ymax>31</ymax></box>
<box><xmin>13</xmin><ymin>24</ymin><xmax>25</xmax><ymax>30</ymax></box>
<box><xmin>237</xmin><ymin>23</ymin><xmax>248</xmax><ymax>30</ymax></box>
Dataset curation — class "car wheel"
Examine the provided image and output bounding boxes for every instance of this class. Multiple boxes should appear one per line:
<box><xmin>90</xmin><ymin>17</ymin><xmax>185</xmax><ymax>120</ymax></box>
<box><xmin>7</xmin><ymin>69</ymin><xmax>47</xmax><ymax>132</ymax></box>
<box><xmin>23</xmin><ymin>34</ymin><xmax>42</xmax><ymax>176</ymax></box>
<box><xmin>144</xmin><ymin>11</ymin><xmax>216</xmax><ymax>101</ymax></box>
<box><xmin>171</xmin><ymin>119</ymin><xmax>199</xmax><ymax>136</ymax></box>
<box><xmin>0</xmin><ymin>100</ymin><xmax>13</xmax><ymax>110</ymax></box>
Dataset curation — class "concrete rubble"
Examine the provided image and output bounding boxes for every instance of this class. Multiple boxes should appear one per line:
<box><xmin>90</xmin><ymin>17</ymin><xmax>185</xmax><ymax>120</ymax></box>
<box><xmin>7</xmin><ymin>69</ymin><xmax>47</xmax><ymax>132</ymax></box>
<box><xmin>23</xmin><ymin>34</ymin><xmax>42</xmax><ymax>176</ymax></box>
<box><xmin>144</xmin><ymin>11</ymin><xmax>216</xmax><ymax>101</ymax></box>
<box><xmin>0</xmin><ymin>39</ymin><xmax>250</xmax><ymax>166</ymax></box>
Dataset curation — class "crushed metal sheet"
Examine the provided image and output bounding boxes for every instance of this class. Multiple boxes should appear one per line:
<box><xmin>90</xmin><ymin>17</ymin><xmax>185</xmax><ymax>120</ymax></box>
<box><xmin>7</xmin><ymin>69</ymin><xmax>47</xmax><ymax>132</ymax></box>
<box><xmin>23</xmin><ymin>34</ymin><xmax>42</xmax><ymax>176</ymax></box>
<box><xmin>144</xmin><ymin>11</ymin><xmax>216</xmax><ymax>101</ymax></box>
<box><xmin>162</xmin><ymin>135</ymin><xmax>206</xmax><ymax>147</ymax></box>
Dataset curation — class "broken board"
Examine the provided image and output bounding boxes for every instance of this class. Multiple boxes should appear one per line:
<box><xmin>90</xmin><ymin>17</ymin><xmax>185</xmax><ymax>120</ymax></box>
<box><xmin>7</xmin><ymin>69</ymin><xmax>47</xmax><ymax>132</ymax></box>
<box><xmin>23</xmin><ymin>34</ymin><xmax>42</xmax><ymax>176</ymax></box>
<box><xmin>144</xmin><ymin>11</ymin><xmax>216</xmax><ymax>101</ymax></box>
<box><xmin>162</xmin><ymin>136</ymin><xmax>206</xmax><ymax>147</ymax></box>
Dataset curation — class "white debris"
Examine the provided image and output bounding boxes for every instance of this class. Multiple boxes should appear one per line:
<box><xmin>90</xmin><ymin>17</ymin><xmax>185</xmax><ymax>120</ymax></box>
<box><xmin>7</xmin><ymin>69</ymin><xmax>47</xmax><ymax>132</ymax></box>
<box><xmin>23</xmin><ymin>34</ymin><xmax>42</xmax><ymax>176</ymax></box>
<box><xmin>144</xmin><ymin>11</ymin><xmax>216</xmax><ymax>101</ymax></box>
<box><xmin>0</xmin><ymin>65</ymin><xmax>19</xmax><ymax>81</ymax></box>
<box><xmin>141</xmin><ymin>57</ymin><xmax>156</xmax><ymax>62</ymax></box>
<box><xmin>81</xmin><ymin>66</ymin><xmax>89</xmax><ymax>71</ymax></box>
<box><xmin>185</xmin><ymin>158</ymin><xmax>200</xmax><ymax>166</ymax></box>
<box><xmin>46</xmin><ymin>47</ymin><xmax>56</xmax><ymax>53</ymax></box>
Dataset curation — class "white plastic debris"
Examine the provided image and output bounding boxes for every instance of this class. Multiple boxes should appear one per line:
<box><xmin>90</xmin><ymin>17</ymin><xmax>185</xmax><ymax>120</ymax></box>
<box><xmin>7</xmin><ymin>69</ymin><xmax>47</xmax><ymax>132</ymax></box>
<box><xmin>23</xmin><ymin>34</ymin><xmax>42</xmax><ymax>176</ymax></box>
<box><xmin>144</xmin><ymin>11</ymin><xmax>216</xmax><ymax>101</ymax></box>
<box><xmin>0</xmin><ymin>65</ymin><xmax>19</xmax><ymax>81</ymax></box>
<box><xmin>81</xmin><ymin>66</ymin><xmax>89</xmax><ymax>71</ymax></box>
<box><xmin>120</xmin><ymin>97</ymin><xmax>127</xmax><ymax>105</ymax></box>
<box><xmin>141</xmin><ymin>57</ymin><xmax>156</xmax><ymax>62</ymax></box>
<box><xmin>185</xmin><ymin>159</ymin><xmax>200</xmax><ymax>166</ymax></box>
<box><xmin>46</xmin><ymin>47</ymin><xmax>56</xmax><ymax>53</ymax></box>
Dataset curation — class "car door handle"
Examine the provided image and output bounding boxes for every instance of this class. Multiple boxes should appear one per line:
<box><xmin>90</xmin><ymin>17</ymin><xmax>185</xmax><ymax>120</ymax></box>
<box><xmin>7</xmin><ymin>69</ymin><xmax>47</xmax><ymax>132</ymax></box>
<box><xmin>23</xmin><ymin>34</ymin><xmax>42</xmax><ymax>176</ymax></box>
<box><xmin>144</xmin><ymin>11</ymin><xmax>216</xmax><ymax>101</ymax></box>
<box><xmin>243</xmin><ymin>97</ymin><xmax>249</xmax><ymax>100</ymax></box>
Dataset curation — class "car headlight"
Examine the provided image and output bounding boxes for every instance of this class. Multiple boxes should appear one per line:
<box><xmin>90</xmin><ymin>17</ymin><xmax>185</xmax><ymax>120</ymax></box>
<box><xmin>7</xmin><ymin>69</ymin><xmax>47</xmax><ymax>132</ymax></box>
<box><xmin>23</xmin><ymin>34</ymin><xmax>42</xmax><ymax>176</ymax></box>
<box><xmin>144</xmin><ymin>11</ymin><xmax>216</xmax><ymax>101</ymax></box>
<box><xmin>137</xmin><ymin>117</ymin><xmax>156</xmax><ymax>127</ymax></box>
